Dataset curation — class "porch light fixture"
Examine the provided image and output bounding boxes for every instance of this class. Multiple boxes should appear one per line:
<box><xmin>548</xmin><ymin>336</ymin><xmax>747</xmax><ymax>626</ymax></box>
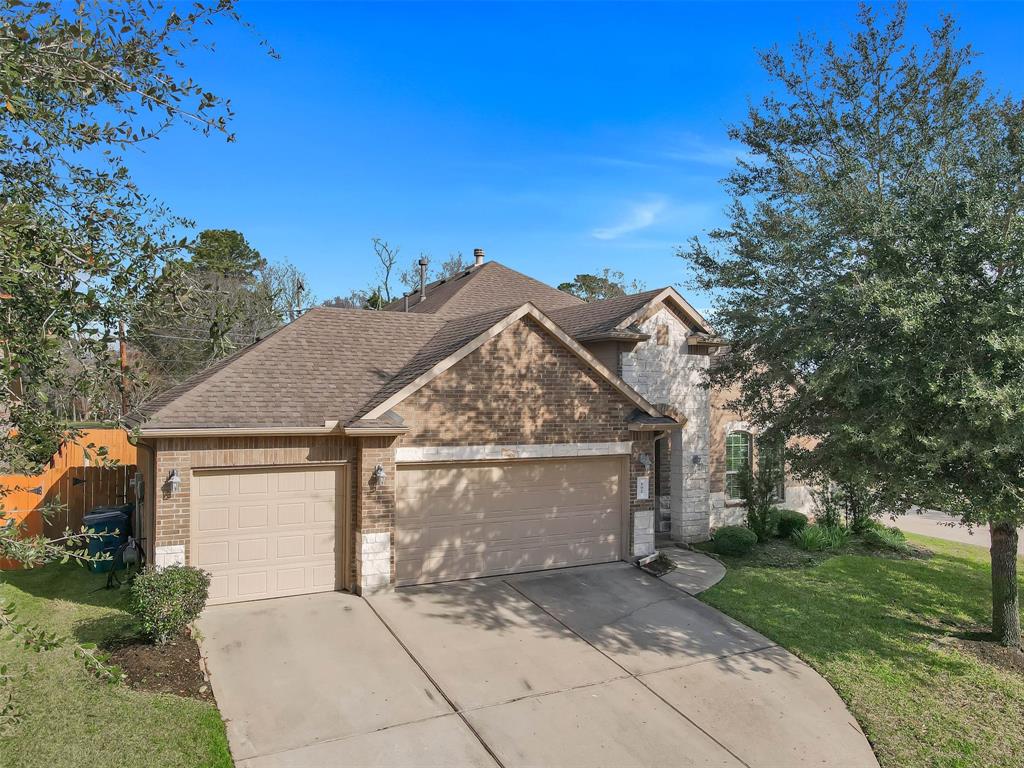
<box><xmin>692</xmin><ymin>454</ymin><xmax>702</xmax><ymax>466</ymax></box>
<box><xmin>167</xmin><ymin>469</ymin><xmax>182</xmax><ymax>494</ymax></box>
<box><xmin>372</xmin><ymin>464</ymin><xmax>386</xmax><ymax>484</ymax></box>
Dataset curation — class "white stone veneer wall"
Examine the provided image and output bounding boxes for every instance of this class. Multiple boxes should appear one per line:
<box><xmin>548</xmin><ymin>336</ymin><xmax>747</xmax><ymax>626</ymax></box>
<box><xmin>357</xmin><ymin>532</ymin><xmax>391</xmax><ymax>594</ymax></box>
<box><xmin>620</xmin><ymin>307</ymin><xmax>711</xmax><ymax>543</ymax></box>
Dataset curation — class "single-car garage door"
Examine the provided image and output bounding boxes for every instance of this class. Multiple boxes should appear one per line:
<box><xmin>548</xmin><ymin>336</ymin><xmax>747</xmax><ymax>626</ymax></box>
<box><xmin>192</xmin><ymin>466</ymin><xmax>343</xmax><ymax>605</ymax></box>
<box><xmin>395</xmin><ymin>457</ymin><xmax>625</xmax><ymax>586</ymax></box>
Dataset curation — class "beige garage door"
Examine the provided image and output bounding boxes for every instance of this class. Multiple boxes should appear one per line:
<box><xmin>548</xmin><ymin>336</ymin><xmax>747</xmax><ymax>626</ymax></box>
<box><xmin>395</xmin><ymin>457</ymin><xmax>624</xmax><ymax>586</ymax></box>
<box><xmin>192</xmin><ymin>466</ymin><xmax>341</xmax><ymax>605</ymax></box>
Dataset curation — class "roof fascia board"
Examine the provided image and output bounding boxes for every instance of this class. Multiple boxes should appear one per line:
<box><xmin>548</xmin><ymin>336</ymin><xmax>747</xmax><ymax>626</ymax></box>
<box><xmin>363</xmin><ymin>303</ymin><xmax>666</xmax><ymax>421</ymax></box>
<box><xmin>139</xmin><ymin>423</ymin><xmax>342</xmax><ymax>438</ymax></box>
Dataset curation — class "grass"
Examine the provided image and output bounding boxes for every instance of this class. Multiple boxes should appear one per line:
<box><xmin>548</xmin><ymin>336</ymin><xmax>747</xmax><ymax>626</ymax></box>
<box><xmin>699</xmin><ymin>532</ymin><xmax>1024</xmax><ymax>768</ymax></box>
<box><xmin>0</xmin><ymin>563</ymin><xmax>231</xmax><ymax>768</ymax></box>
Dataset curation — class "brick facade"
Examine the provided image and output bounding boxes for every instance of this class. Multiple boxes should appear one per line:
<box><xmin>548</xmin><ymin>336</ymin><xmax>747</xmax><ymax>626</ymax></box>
<box><xmin>354</xmin><ymin>436</ymin><xmax>397</xmax><ymax>593</ymax></box>
<box><xmin>149</xmin><ymin>435</ymin><xmax>355</xmax><ymax>574</ymax></box>
<box><xmin>148</xmin><ymin>316</ymin><xmax>667</xmax><ymax>596</ymax></box>
<box><xmin>396</xmin><ymin>317</ymin><xmax>637</xmax><ymax>447</ymax></box>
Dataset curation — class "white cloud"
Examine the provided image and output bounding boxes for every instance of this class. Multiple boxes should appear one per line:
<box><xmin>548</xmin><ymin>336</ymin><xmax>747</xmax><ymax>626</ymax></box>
<box><xmin>591</xmin><ymin>199</ymin><xmax>668</xmax><ymax>240</ymax></box>
<box><xmin>666</xmin><ymin>133</ymin><xmax>749</xmax><ymax>167</ymax></box>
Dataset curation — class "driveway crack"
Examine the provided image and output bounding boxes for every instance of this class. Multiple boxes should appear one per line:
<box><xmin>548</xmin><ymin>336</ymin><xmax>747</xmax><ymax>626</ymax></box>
<box><xmin>363</xmin><ymin>596</ymin><xmax>507</xmax><ymax>768</ymax></box>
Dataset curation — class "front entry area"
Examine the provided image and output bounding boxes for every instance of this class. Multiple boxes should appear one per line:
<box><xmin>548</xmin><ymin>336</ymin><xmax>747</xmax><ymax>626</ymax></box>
<box><xmin>192</xmin><ymin>466</ymin><xmax>344</xmax><ymax>605</ymax></box>
<box><xmin>394</xmin><ymin>456</ymin><xmax>625</xmax><ymax>586</ymax></box>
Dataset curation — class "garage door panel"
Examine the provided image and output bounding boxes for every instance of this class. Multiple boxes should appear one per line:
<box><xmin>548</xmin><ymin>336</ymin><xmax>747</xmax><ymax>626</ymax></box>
<box><xmin>396</xmin><ymin>458</ymin><xmax>623</xmax><ymax>586</ymax></box>
<box><xmin>193</xmin><ymin>467</ymin><xmax>340</xmax><ymax>605</ymax></box>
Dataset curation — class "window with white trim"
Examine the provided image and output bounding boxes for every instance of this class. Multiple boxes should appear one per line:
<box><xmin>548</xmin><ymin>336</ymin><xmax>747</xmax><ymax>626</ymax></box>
<box><xmin>725</xmin><ymin>431</ymin><xmax>752</xmax><ymax>499</ymax></box>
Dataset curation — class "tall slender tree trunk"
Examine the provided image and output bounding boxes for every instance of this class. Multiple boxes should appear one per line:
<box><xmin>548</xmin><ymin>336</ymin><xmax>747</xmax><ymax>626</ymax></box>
<box><xmin>990</xmin><ymin>520</ymin><xmax>1021</xmax><ymax>648</ymax></box>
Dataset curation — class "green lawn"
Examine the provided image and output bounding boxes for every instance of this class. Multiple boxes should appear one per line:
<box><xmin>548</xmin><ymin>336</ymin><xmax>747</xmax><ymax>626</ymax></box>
<box><xmin>699</xmin><ymin>533</ymin><xmax>1024</xmax><ymax>768</ymax></box>
<box><xmin>0</xmin><ymin>564</ymin><xmax>231</xmax><ymax>768</ymax></box>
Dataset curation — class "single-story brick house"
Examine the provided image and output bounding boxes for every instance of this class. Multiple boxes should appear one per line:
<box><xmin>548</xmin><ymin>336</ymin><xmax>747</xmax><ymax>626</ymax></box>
<box><xmin>128</xmin><ymin>252</ymin><xmax>809</xmax><ymax>604</ymax></box>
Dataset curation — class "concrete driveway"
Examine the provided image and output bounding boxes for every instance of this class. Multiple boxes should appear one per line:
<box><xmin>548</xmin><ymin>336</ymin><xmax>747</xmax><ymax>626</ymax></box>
<box><xmin>198</xmin><ymin>563</ymin><xmax>877</xmax><ymax>768</ymax></box>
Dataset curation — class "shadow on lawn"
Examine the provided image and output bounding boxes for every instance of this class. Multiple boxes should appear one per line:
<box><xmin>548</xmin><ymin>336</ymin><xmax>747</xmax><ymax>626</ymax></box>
<box><xmin>1</xmin><ymin>561</ymin><xmax>137</xmax><ymax>643</ymax></box>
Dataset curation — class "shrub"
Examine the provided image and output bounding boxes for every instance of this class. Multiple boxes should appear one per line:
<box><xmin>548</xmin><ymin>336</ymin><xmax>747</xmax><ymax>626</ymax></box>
<box><xmin>792</xmin><ymin>524</ymin><xmax>829</xmax><ymax>551</ymax></box>
<box><xmin>776</xmin><ymin>509</ymin><xmax>809</xmax><ymax>538</ymax></box>
<box><xmin>738</xmin><ymin>467</ymin><xmax>780</xmax><ymax>542</ymax></box>
<box><xmin>792</xmin><ymin>524</ymin><xmax>849</xmax><ymax>552</ymax></box>
<box><xmin>713</xmin><ymin>525</ymin><xmax>758</xmax><ymax>556</ymax></box>
<box><xmin>863</xmin><ymin>525</ymin><xmax>909</xmax><ymax>552</ymax></box>
<box><xmin>128</xmin><ymin>565</ymin><xmax>211</xmax><ymax>644</ymax></box>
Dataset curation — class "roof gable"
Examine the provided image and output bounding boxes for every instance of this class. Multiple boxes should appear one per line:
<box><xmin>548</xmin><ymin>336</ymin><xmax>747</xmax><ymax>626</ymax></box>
<box><xmin>359</xmin><ymin>303</ymin><xmax>664</xmax><ymax>422</ymax></box>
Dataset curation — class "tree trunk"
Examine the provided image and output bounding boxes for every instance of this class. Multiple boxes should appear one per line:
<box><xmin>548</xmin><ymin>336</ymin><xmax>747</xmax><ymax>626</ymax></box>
<box><xmin>990</xmin><ymin>520</ymin><xmax>1021</xmax><ymax>648</ymax></box>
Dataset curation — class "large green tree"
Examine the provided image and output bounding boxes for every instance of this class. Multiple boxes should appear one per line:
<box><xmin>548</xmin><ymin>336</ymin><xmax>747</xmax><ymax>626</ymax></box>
<box><xmin>128</xmin><ymin>230</ymin><xmax>310</xmax><ymax>394</ymax></box>
<box><xmin>0</xmin><ymin>0</ymin><xmax>264</xmax><ymax>472</ymax></box>
<box><xmin>681</xmin><ymin>3</ymin><xmax>1024</xmax><ymax>647</ymax></box>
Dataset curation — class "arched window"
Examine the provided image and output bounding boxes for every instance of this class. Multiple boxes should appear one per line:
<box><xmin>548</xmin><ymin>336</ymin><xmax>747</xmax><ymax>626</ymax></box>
<box><xmin>725</xmin><ymin>430</ymin><xmax>752</xmax><ymax>499</ymax></box>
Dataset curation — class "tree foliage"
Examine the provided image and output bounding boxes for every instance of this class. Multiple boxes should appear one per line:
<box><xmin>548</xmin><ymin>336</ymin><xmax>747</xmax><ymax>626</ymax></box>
<box><xmin>0</xmin><ymin>0</ymin><xmax>263</xmax><ymax>472</ymax></box>
<box><xmin>558</xmin><ymin>268</ymin><xmax>645</xmax><ymax>302</ymax></box>
<box><xmin>127</xmin><ymin>230</ymin><xmax>310</xmax><ymax>395</ymax></box>
<box><xmin>679</xmin><ymin>2</ymin><xmax>1024</xmax><ymax>645</ymax></box>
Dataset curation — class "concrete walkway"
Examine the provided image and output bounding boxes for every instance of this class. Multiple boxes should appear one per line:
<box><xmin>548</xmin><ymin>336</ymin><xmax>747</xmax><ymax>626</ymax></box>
<box><xmin>199</xmin><ymin>563</ymin><xmax>877</xmax><ymax>768</ymax></box>
<box><xmin>656</xmin><ymin>547</ymin><xmax>727</xmax><ymax>594</ymax></box>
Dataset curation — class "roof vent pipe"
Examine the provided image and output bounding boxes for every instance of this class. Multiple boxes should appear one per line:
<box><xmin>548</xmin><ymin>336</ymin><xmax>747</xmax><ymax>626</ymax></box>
<box><xmin>473</xmin><ymin>248</ymin><xmax>485</xmax><ymax>267</ymax></box>
<box><xmin>404</xmin><ymin>293</ymin><xmax>409</xmax><ymax>312</ymax></box>
<box><xmin>418</xmin><ymin>257</ymin><xmax>429</xmax><ymax>303</ymax></box>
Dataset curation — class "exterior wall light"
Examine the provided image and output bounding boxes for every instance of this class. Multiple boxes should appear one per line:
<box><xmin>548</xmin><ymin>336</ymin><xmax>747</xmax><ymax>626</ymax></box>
<box><xmin>692</xmin><ymin>454</ymin><xmax>703</xmax><ymax>466</ymax></box>
<box><xmin>372</xmin><ymin>464</ymin><xmax>386</xmax><ymax>484</ymax></box>
<box><xmin>167</xmin><ymin>469</ymin><xmax>182</xmax><ymax>494</ymax></box>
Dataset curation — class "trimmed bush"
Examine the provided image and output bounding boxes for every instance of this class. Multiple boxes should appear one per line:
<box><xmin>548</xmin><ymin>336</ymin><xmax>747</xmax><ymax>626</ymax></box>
<box><xmin>775</xmin><ymin>509</ymin><xmax>808</xmax><ymax>538</ymax></box>
<box><xmin>128</xmin><ymin>565</ymin><xmax>210</xmax><ymax>644</ymax></box>
<box><xmin>713</xmin><ymin>525</ymin><xmax>758</xmax><ymax>556</ymax></box>
<box><xmin>792</xmin><ymin>524</ymin><xmax>849</xmax><ymax>552</ymax></box>
<box><xmin>863</xmin><ymin>525</ymin><xmax>909</xmax><ymax>552</ymax></box>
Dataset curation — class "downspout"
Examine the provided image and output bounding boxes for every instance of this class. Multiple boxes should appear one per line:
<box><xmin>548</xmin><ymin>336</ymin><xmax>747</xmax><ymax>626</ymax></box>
<box><xmin>131</xmin><ymin>436</ymin><xmax>157</xmax><ymax>565</ymax></box>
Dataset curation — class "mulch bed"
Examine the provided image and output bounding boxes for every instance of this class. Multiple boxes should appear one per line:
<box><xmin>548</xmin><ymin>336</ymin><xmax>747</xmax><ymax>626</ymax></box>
<box><xmin>937</xmin><ymin>630</ymin><xmax>1024</xmax><ymax>677</ymax></box>
<box><xmin>105</xmin><ymin>630</ymin><xmax>214</xmax><ymax>701</ymax></box>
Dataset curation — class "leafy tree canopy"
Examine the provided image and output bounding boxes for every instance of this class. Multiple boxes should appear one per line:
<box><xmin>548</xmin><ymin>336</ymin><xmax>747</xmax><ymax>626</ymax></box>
<box><xmin>0</xmin><ymin>0</ymin><xmax>262</xmax><ymax>472</ymax></box>
<box><xmin>188</xmin><ymin>229</ymin><xmax>266</xmax><ymax>279</ymax></box>
<box><xmin>680</xmin><ymin>2</ymin><xmax>1024</xmax><ymax>645</ymax></box>
<box><xmin>558</xmin><ymin>268</ymin><xmax>645</xmax><ymax>302</ymax></box>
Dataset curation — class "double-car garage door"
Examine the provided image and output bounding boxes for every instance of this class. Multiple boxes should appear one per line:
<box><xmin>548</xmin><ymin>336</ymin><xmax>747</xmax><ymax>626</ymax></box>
<box><xmin>395</xmin><ymin>457</ymin><xmax>625</xmax><ymax>587</ymax></box>
<box><xmin>192</xmin><ymin>456</ymin><xmax>625</xmax><ymax>604</ymax></box>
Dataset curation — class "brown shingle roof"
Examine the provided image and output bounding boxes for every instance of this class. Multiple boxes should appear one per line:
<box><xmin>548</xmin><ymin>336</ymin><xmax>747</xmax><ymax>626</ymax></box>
<box><xmin>381</xmin><ymin>261</ymin><xmax>583</xmax><ymax>318</ymax></box>
<box><xmin>127</xmin><ymin>308</ymin><xmax>448</xmax><ymax>430</ymax></box>
<box><xmin>548</xmin><ymin>289</ymin><xmax>665</xmax><ymax>340</ymax></box>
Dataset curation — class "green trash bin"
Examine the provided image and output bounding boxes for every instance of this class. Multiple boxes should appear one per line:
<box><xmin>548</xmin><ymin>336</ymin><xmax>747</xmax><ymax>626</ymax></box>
<box><xmin>83</xmin><ymin>508</ymin><xmax>130</xmax><ymax>573</ymax></box>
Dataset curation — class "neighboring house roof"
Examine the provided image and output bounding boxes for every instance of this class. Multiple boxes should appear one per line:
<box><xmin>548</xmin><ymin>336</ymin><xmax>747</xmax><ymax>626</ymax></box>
<box><xmin>380</xmin><ymin>261</ymin><xmax>584</xmax><ymax>318</ymax></box>
<box><xmin>130</xmin><ymin>302</ymin><xmax>674</xmax><ymax>435</ymax></box>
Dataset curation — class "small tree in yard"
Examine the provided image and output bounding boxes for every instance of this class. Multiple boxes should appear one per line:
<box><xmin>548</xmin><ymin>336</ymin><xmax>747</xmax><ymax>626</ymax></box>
<box><xmin>681</xmin><ymin>3</ymin><xmax>1024</xmax><ymax>647</ymax></box>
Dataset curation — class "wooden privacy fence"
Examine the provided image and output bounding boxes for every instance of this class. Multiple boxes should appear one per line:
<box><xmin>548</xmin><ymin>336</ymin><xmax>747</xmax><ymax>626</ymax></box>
<box><xmin>0</xmin><ymin>428</ymin><xmax>138</xmax><ymax>555</ymax></box>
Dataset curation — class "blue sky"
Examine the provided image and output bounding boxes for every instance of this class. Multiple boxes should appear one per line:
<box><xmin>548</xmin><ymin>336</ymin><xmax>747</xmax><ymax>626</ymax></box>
<box><xmin>127</xmin><ymin>1</ymin><xmax>1024</xmax><ymax>309</ymax></box>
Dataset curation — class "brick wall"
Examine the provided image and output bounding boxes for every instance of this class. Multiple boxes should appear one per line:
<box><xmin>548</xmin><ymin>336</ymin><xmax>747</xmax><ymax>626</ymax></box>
<box><xmin>150</xmin><ymin>435</ymin><xmax>355</xmax><ymax>570</ymax></box>
<box><xmin>396</xmin><ymin>317</ymin><xmax>637</xmax><ymax>447</ymax></box>
<box><xmin>354</xmin><ymin>436</ymin><xmax>397</xmax><ymax>593</ymax></box>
